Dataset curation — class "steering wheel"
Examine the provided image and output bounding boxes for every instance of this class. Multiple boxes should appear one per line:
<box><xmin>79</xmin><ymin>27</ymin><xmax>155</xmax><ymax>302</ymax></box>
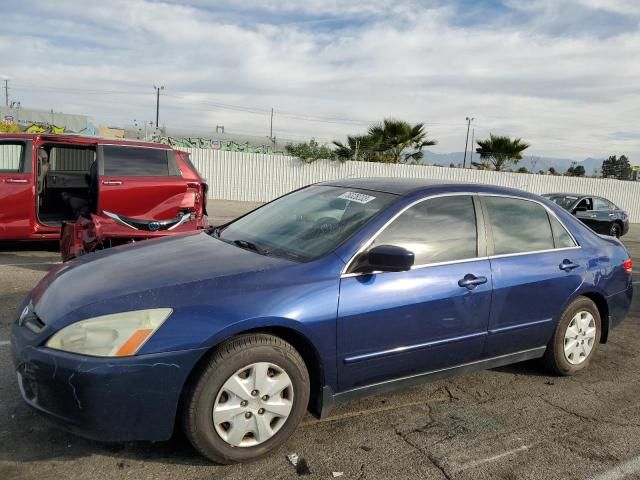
<box><xmin>312</xmin><ymin>217</ymin><xmax>339</xmax><ymax>235</ymax></box>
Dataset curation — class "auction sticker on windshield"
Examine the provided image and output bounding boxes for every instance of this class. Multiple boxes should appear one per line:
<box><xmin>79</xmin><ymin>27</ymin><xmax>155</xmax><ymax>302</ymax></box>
<box><xmin>339</xmin><ymin>191</ymin><xmax>376</xmax><ymax>204</ymax></box>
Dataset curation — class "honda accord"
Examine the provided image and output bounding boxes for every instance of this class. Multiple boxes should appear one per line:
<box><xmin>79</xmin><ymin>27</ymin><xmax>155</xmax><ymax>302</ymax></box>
<box><xmin>11</xmin><ymin>179</ymin><xmax>634</xmax><ymax>463</ymax></box>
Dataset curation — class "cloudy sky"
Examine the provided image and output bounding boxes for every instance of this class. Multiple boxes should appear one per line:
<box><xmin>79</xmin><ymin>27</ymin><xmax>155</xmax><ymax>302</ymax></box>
<box><xmin>1</xmin><ymin>0</ymin><xmax>639</xmax><ymax>160</ymax></box>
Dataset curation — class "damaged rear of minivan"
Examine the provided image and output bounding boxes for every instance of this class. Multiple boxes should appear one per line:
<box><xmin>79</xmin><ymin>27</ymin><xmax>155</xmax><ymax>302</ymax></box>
<box><xmin>59</xmin><ymin>143</ymin><xmax>208</xmax><ymax>260</ymax></box>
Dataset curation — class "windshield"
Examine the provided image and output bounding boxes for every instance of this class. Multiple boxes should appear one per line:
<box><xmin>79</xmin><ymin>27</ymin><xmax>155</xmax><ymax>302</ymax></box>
<box><xmin>217</xmin><ymin>185</ymin><xmax>397</xmax><ymax>262</ymax></box>
<box><xmin>543</xmin><ymin>194</ymin><xmax>578</xmax><ymax>210</ymax></box>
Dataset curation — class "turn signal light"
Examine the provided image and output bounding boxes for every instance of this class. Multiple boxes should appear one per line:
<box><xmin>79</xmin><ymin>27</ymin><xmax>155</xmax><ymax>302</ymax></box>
<box><xmin>623</xmin><ymin>258</ymin><xmax>633</xmax><ymax>273</ymax></box>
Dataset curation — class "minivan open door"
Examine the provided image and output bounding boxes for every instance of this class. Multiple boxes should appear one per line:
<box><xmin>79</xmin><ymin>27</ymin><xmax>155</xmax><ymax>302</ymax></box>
<box><xmin>0</xmin><ymin>139</ymin><xmax>34</xmax><ymax>240</ymax></box>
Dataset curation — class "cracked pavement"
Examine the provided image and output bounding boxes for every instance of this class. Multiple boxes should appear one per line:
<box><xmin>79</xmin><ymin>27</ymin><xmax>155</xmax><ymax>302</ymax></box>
<box><xmin>1</xmin><ymin>201</ymin><xmax>640</xmax><ymax>480</ymax></box>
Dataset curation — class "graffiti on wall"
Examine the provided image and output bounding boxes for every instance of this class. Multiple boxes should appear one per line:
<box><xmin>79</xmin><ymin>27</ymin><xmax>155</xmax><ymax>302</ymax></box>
<box><xmin>0</xmin><ymin>117</ymin><xmax>68</xmax><ymax>134</ymax></box>
<box><xmin>153</xmin><ymin>135</ymin><xmax>283</xmax><ymax>154</ymax></box>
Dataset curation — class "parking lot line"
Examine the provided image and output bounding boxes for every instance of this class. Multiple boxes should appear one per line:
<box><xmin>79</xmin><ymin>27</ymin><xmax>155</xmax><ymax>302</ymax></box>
<box><xmin>0</xmin><ymin>341</ymin><xmax>10</xmax><ymax>347</ymax></box>
<box><xmin>591</xmin><ymin>454</ymin><xmax>640</xmax><ymax>480</ymax></box>
<box><xmin>458</xmin><ymin>444</ymin><xmax>532</xmax><ymax>472</ymax></box>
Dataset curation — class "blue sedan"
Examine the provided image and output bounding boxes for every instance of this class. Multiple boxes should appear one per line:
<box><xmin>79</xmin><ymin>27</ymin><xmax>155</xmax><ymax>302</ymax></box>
<box><xmin>11</xmin><ymin>179</ymin><xmax>634</xmax><ymax>463</ymax></box>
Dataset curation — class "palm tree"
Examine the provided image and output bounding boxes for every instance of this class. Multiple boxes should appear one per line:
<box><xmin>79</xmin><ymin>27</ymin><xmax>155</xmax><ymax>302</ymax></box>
<box><xmin>367</xmin><ymin>119</ymin><xmax>436</xmax><ymax>164</ymax></box>
<box><xmin>473</xmin><ymin>134</ymin><xmax>530</xmax><ymax>171</ymax></box>
<box><xmin>333</xmin><ymin>135</ymin><xmax>379</xmax><ymax>162</ymax></box>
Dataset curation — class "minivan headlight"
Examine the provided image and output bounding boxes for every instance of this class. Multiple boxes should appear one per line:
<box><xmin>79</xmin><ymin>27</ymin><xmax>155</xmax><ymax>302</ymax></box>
<box><xmin>46</xmin><ymin>308</ymin><xmax>172</xmax><ymax>357</ymax></box>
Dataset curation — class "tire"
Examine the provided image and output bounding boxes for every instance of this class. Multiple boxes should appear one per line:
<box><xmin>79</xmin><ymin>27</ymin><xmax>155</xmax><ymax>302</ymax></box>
<box><xmin>609</xmin><ymin>222</ymin><xmax>621</xmax><ymax>238</ymax></box>
<box><xmin>182</xmin><ymin>334</ymin><xmax>310</xmax><ymax>464</ymax></box>
<box><xmin>544</xmin><ymin>296</ymin><xmax>601</xmax><ymax>375</ymax></box>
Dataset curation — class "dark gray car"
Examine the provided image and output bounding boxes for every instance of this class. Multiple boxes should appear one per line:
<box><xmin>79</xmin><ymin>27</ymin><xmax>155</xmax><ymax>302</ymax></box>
<box><xmin>542</xmin><ymin>193</ymin><xmax>629</xmax><ymax>238</ymax></box>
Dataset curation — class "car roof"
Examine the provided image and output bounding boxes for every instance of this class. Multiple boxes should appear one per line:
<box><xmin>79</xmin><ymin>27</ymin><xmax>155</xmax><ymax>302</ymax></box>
<box><xmin>0</xmin><ymin>133</ymin><xmax>171</xmax><ymax>149</ymax></box>
<box><xmin>544</xmin><ymin>193</ymin><xmax>585</xmax><ymax>197</ymax></box>
<box><xmin>318</xmin><ymin>177</ymin><xmax>537</xmax><ymax>198</ymax></box>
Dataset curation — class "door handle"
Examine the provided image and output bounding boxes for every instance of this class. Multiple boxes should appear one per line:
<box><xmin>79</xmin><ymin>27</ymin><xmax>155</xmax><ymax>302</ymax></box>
<box><xmin>458</xmin><ymin>274</ymin><xmax>488</xmax><ymax>290</ymax></box>
<box><xmin>590</xmin><ymin>214</ymin><xmax>597</xmax><ymax>218</ymax></box>
<box><xmin>609</xmin><ymin>213</ymin><xmax>615</xmax><ymax>217</ymax></box>
<box><xmin>559</xmin><ymin>260</ymin><xmax>580</xmax><ymax>271</ymax></box>
<box><xmin>102</xmin><ymin>180</ymin><xmax>123</xmax><ymax>186</ymax></box>
<box><xmin>5</xmin><ymin>178</ymin><xmax>28</xmax><ymax>184</ymax></box>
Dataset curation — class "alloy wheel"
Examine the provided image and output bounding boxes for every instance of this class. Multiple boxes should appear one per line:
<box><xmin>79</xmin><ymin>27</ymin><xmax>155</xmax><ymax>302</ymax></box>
<box><xmin>212</xmin><ymin>362</ymin><xmax>294</xmax><ymax>447</ymax></box>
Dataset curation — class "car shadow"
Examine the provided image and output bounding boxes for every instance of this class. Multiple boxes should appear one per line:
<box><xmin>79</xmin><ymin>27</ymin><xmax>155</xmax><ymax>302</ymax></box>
<box><xmin>491</xmin><ymin>358</ymin><xmax>551</xmax><ymax>377</ymax></box>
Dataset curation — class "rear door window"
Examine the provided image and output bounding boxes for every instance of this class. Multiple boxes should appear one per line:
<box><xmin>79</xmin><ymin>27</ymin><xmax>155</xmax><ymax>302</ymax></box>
<box><xmin>593</xmin><ymin>197</ymin><xmax>612</xmax><ymax>210</ymax></box>
<box><xmin>371</xmin><ymin>195</ymin><xmax>478</xmax><ymax>265</ymax></box>
<box><xmin>0</xmin><ymin>142</ymin><xmax>25</xmax><ymax>173</ymax></box>
<box><xmin>549</xmin><ymin>214</ymin><xmax>577</xmax><ymax>248</ymax></box>
<box><xmin>103</xmin><ymin>146</ymin><xmax>170</xmax><ymax>176</ymax></box>
<box><xmin>484</xmin><ymin>196</ymin><xmax>554</xmax><ymax>255</ymax></box>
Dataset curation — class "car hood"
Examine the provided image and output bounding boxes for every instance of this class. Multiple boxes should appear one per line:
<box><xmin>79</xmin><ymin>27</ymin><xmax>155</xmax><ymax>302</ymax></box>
<box><xmin>31</xmin><ymin>232</ymin><xmax>292</xmax><ymax>323</ymax></box>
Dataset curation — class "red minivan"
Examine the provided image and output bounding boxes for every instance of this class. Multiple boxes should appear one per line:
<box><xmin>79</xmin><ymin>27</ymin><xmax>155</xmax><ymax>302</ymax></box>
<box><xmin>0</xmin><ymin>134</ymin><xmax>208</xmax><ymax>259</ymax></box>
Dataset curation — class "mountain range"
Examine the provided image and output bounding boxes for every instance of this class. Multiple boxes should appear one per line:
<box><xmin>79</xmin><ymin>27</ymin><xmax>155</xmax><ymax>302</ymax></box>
<box><xmin>421</xmin><ymin>151</ymin><xmax>615</xmax><ymax>174</ymax></box>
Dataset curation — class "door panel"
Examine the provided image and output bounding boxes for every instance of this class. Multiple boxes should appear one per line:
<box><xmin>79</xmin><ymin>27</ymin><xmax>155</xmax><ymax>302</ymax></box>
<box><xmin>0</xmin><ymin>141</ymin><xmax>34</xmax><ymax>239</ymax></box>
<box><xmin>576</xmin><ymin>209</ymin><xmax>611</xmax><ymax>234</ymax></box>
<box><xmin>487</xmin><ymin>249</ymin><xmax>585</xmax><ymax>356</ymax></box>
<box><xmin>98</xmin><ymin>146</ymin><xmax>187</xmax><ymax>219</ymax></box>
<box><xmin>337</xmin><ymin>260</ymin><xmax>492</xmax><ymax>390</ymax></box>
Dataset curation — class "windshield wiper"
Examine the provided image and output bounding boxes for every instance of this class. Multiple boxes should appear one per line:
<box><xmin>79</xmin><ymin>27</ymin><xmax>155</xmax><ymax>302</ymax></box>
<box><xmin>231</xmin><ymin>239</ymin><xmax>265</xmax><ymax>255</ymax></box>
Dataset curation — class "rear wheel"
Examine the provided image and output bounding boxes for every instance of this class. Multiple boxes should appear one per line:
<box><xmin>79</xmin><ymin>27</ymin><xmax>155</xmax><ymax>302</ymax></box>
<box><xmin>609</xmin><ymin>222</ymin><xmax>622</xmax><ymax>238</ymax></box>
<box><xmin>183</xmin><ymin>334</ymin><xmax>310</xmax><ymax>464</ymax></box>
<box><xmin>544</xmin><ymin>297</ymin><xmax>601</xmax><ymax>375</ymax></box>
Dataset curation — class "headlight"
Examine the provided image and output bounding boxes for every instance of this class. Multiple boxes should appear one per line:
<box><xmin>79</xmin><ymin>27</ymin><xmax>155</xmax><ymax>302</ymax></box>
<box><xmin>46</xmin><ymin>308</ymin><xmax>172</xmax><ymax>357</ymax></box>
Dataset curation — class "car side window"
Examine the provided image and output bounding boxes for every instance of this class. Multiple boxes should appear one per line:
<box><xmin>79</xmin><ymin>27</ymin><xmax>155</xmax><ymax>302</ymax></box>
<box><xmin>484</xmin><ymin>196</ymin><xmax>554</xmax><ymax>255</ymax></box>
<box><xmin>0</xmin><ymin>142</ymin><xmax>25</xmax><ymax>173</ymax></box>
<box><xmin>371</xmin><ymin>195</ymin><xmax>478</xmax><ymax>265</ymax></box>
<box><xmin>593</xmin><ymin>198</ymin><xmax>611</xmax><ymax>210</ymax></box>
<box><xmin>549</xmin><ymin>214</ymin><xmax>577</xmax><ymax>248</ymax></box>
<box><xmin>103</xmin><ymin>146</ymin><xmax>170</xmax><ymax>176</ymax></box>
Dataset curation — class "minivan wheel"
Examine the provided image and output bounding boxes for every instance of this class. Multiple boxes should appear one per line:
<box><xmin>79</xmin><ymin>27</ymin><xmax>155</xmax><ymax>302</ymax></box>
<box><xmin>609</xmin><ymin>222</ymin><xmax>621</xmax><ymax>238</ymax></box>
<box><xmin>183</xmin><ymin>334</ymin><xmax>310</xmax><ymax>464</ymax></box>
<box><xmin>544</xmin><ymin>297</ymin><xmax>601</xmax><ymax>375</ymax></box>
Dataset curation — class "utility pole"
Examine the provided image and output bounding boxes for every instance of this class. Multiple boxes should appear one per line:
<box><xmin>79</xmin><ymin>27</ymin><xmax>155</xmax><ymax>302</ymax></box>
<box><xmin>269</xmin><ymin>108</ymin><xmax>274</xmax><ymax>143</ymax></box>
<box><xmin>463</xmin><ymin>117</ymin><xmax>474</xmax><ymax>168</ymax></box>
<box><xmin>469</xmin><ymin>127</ymin><xmax>475</xmax><ymax>166</ymax></box>
<box><xmin>4</xmin><ymin>79</ymin><xmax>8</xmax><ymax>107</ymax></box>
<box><xmin>153</xmin><ymin>85</ymin><xmax>164</xmax><ymax>128</ymax></box>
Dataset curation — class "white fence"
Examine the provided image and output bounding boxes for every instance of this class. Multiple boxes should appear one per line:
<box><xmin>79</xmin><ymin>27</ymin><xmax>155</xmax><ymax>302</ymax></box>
<box><xmin>186</xmin><ymin>149</ymin><xmax>640</xmax><ymax>221</ymax></box>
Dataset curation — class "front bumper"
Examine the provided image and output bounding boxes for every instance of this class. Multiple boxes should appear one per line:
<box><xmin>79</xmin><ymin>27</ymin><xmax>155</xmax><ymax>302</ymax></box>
<box><xmin>11</xmin><ymin>321</ymin><xmax>207</xmax><ymax>442</ymax></box>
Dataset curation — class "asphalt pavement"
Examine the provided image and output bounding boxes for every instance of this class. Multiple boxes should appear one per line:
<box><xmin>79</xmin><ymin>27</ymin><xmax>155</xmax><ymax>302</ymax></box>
<box><xmin>1</xmin><ymin>201</ymin><xmax>640</xmax><ymax>480</ymax></box>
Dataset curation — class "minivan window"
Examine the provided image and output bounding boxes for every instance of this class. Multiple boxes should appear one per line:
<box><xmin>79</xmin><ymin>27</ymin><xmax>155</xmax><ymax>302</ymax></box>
<box><xmin>49</xmin><ymin>146</ymin><xmax>95</xmax><ymax>172</ymax></box>
<box><xmin>371</xmin><ymin>195</ymin><xmax>477</xmax><ymax>265</ymax></box>
<box><xmin>0</xmin><ymin>142</ymin><xmax>24</xmax><ymax>173</ymax></box>
<box><xmin>103</xmin><ymin>146</ymin><xmax>169</xmax><ymax>176</ymax></box>
<box><xmin>485</xmin><ymin>196</ymin><xmax>554</xmax><ymax>255</ymax></box>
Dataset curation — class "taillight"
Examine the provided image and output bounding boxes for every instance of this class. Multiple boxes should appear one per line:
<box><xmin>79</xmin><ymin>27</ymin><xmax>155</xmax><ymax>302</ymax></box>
<box><xmin>623</xmin><ymin>258</ymin><xmax>633</xmax><ymax>273</ymax></box>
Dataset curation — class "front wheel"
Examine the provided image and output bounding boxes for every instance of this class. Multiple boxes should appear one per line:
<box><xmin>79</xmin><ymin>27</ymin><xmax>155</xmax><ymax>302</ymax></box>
<box><xmin>183</xmin><ymin>334</ymin><xmax>310</xmax><ymax>464</ymax></box>
<box><xmin>544</xmin><ymin>296</ymin><xmax>601</xmax><ymax>375</ymax></box>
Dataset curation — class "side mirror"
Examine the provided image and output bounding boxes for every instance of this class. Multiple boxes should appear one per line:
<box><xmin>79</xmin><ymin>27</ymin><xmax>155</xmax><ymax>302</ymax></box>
<box><xmin>354</xmin><ymin>245</ymin><xmax>415</xmax><ymax>273</ymax></box>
